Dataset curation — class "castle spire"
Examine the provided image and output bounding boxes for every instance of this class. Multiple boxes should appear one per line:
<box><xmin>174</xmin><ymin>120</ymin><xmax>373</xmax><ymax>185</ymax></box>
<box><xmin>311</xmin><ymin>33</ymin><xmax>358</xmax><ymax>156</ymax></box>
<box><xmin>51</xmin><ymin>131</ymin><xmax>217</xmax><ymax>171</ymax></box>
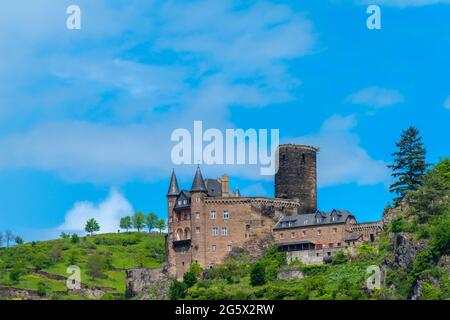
<box><xmin>167</xmin><ymin>169</ymin><xmax>180</xmax><ymax>196</ymax></box>
<box><xmin>190</xmin><ymin>165</ymin><xmax>207</xmax><ymax>192</ymax></box>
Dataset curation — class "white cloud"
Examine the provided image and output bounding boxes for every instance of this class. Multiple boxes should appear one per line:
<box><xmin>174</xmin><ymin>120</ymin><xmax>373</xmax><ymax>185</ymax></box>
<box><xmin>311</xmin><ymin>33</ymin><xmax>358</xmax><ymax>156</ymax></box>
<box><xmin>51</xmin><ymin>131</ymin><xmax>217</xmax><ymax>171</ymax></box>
<box><xmin>444</xmin><ymin>95</ymin><xmax>450</xmax><ymax>109</ymax></box>
<box><xmin>358</xmin><ymin>0</ymin><xmax>450</xmax><ymax>7</ymax></box>
<box><xmin>57</xmin><ymin>189</ymin><xmax>134</xmax><ymax>234</ymax></box>
<box><xmin>289</xmin><ymin>114</ymin><xmax>390</xmax><ymax>188</ymax></box>
<box><xmin>346</xmin><ymin>86</ymin><xmax>404</xmax><ymax>109</ymax></box>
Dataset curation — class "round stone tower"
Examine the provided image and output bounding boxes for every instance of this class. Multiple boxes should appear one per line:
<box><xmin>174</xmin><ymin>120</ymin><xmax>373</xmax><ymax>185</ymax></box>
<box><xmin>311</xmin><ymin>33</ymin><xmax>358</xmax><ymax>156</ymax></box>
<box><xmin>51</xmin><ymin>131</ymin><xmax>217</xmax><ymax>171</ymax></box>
<box><xmin>275</xmin><ymin>144</ymin><xmax>318</xmax><ymax>214</ymax></box>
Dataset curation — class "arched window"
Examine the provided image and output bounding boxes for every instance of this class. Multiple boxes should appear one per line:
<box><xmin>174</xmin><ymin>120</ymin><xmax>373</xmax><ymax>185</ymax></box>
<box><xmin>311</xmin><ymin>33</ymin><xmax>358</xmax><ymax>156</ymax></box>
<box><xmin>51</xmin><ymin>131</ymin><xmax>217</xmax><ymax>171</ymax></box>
<box><xmin>176</xmin><ymin>228</ymin><xmax>183</xmax><ymax>241</ymax></box>
<box><xmin>184</xmin><ymin>227</ymin><xmax>191</xmax><ymax>240</ymax></box>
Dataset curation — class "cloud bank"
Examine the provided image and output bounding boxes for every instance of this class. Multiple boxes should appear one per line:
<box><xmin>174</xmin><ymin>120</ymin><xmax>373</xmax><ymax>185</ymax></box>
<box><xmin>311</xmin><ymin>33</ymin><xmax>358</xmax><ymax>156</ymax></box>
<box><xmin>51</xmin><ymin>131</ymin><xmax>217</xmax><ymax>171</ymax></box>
<box><xmin>57</xmin><ymin>189</ymin><xmax>134</xmax><ymax>234</ymax></box>
<box><xmin>346</xmin><ymin>86</ymin><xmax>404</xmax><ymax>109</ymax></box>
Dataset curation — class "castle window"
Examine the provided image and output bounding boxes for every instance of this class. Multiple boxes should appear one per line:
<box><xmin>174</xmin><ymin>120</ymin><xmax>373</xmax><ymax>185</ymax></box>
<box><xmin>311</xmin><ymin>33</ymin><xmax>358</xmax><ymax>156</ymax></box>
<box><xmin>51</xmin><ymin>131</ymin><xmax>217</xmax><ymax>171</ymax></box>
<box><xmin>245</xmin><ymin>224</ymin><xmax>250</xmax><ymax>231</ymax></box>
<box><xmin>333</xmin><ymin>228</ymin><xmax>337</xmax><ymax>234</ymax></box>
<box><xmin>337</xmin><ymin>242</ymin><xmax>341</xmax><ymax>247</ymax></box>
<box><xmin>291</xmin><ymin>232</ymin><xmax>295</xmax><ymax>238</ymax></box>
<box><xmin>304</xmin><ymin>220</ymin><xmax>308</xmax><ymax>225</ymax></box>
<box><xmin>183</xmin><ymin>199</ymin><xmax>187</xmax><ymax>205</ymax></box>
<box><xmin>223</xmin><ymin>211</ymin><xmax>229</xmax><ymax>219</ymax></box>
<box><xmin>227</xmin><ymin>245</ymin><xmax>232</xmax><ymax>252</ymax></box>
<box><xmin>210</xmin><ymin>211</ymin><xmax>217</xmax><ymax>219</ymax></box>
<box><xmin>301</xmin><ymin>153</ymin><xmax>306</xmax><ymax>164</ymax></box>
<box><xmin>178</xmin><ymin>200</ymin><xmax>182</xmax><ymax>205</ymax></box>
<box><xmin>317</xmin><ymin>229</ymin><xmax>321</xmax><ymax>236</ymax></box>
<box><xmin>222</xmin><ymin>227</ymin><xmax>228</xmax><ymax>236</ymax></box>
<box><xmin>195</xmin><ymin>212</ymin><xmax>200</xmax><ymax>220</ymax></box>
<box><xmin>288</xmin><ymin>221</ymin><xmax>294</xmax><ymax>227</ymax></box>
<box><xmin>302</xmin><ymin>230</ymin><xmax>307</xmax><ymax>236</ymax></box>
<box><xmin>196</xmin><ymin>227</ymin><xmax>200</xmax><ymax>234</ymax></box>
<box><xmin>196</xmin><ymin>197</ymin><xmax>200</xmax><ymax>203</ymax></box>
<box><xmin>212</xmin><ymin>245</ymin><xmax>216</xmax><ymax>252</ymax></box>
<box><xmin>280</xmin><ymin>233</ymin><xmax>284</xmax><ymax>240</ymax></box>
<box><xmin>213</xmin><ymin>228</ymin><xmax>218</xmax><ymax>236</ymax></box>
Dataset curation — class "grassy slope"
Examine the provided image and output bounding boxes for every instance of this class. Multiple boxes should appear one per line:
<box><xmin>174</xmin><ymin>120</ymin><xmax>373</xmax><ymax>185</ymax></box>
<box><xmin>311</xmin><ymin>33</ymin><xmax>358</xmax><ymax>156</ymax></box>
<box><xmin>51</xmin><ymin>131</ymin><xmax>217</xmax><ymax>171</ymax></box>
<box><xmin>0</xmin><ymin>232</ymin><xmax>165</xmax><ymax>299</ymax></box>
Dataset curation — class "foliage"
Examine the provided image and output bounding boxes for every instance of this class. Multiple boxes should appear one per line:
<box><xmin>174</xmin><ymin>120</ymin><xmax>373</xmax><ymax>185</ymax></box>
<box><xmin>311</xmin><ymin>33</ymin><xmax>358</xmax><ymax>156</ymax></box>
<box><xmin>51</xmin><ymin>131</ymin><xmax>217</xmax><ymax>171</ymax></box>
<box><xmin>145</xmin><ymin>212</ymin><xmax>158</xmax><ymax>232</ymax></box>
<box><xmin>14</xmin><ymin>236</ymin><xmax>24</xmax><ymax>245</ymax></box>
<box><xmin>71</xmin><ymin>233</ymin><xmax>80</xmax><ymax>244</ymax></box>
<box><xmin>119</xmin><ymin>216</ymin><xmax>132</xmax><ymax>232</ymax></box>
<box><xmin>86</xmin><ymin>254</ymin><xmax>107</xmax><ymax>279</ymax></box>
<box><xmin>250</xmin><ymin>262</ymin><xmax>266</xmax><ymax>286</ymax></box>
<box><xmin>132</xmin><ymin>212</ymin><xmax>146</xmax><ymax>232</ymax></box>
<box><xmin>84</xmin><ymin>218</ymin><xmax>100</xmax><ymax>236</ymax></box>
<box><xmin>388</xmin><ymin>126</ymin><xmax>427</xmax><ymax>204</ymax></box>
<box><xmin>169</xmin><ymin>280</ymin><xmax>187</xmax><ymax>300</ymax></box>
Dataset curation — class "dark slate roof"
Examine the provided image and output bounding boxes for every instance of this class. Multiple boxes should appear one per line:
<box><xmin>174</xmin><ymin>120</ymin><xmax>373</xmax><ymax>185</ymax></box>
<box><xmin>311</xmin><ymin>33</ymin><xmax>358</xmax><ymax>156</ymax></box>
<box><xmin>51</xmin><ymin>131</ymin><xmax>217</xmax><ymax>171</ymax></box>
<box><xmin>191</xmin><ymin>166</ymin><xmax>207</xmax><ymax>192</ymax></box>
<box><xmin>167</xmin><ymin>169</ymin><xmax>180</xmax><ymax>196</ymax></box>
<box><xmin>274</xmin><ymin>209</ymin><xmax>354</xmax><ymax>230</ymax></box>
<box><xmin>174</xmin><ymin>190</ymin><xmax>191</xmax><ymax>210</ymax></box>
<box><xmin>205</xmin><ymin>179</ymin><xmax>222</xmax><ymax>197</ymax></box>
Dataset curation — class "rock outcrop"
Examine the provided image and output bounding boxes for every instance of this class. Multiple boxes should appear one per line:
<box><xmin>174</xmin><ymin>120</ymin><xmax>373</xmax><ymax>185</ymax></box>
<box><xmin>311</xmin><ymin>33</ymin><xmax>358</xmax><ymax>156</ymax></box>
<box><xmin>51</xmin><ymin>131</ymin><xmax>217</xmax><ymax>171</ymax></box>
<box><xmin>277</xmin><ymin>268</ymin><xmax>304</xmax><ymax>280</ymax></box>
<box><xmin>125</xmin><ymin>267</ymin><xmax>170</xmax><ymax>299</ymax></box>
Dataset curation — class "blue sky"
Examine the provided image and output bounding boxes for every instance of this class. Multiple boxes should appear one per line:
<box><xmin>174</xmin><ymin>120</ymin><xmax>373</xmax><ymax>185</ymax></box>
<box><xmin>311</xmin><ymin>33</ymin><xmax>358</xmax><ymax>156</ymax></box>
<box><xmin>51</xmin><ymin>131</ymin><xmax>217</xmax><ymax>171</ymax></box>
<box><xmin>0</xmin><ymin>0</ymin><xmax>449</xmax><ymax>241</ymax></box>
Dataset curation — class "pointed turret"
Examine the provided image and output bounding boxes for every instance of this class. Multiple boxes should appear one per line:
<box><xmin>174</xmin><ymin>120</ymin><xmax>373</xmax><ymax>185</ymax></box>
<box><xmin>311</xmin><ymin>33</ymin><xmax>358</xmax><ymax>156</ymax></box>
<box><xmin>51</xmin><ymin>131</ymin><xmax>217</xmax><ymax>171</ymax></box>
<box><xmin>235</xmin><ymin>186</ymin><xmax>241</xmax><ymax>197</ymax></box>
<box><xmin>190</xmin><ymin>165</ymin><xmax>207</xmax><ymax>192</ymax></box>
<box><xmin>167</xmin><ymin>169</ymin><xmax>180</xmax><ymax>196</ymax></box>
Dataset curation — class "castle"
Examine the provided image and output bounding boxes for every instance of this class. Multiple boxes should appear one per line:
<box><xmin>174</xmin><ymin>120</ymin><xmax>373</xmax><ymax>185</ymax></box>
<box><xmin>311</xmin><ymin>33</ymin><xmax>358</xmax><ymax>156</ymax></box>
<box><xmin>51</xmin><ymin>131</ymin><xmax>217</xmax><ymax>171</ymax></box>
<box><xmin>166</xmin><ymin>144</ymin><xmax>382</xmax><ymax>279</ymax></box>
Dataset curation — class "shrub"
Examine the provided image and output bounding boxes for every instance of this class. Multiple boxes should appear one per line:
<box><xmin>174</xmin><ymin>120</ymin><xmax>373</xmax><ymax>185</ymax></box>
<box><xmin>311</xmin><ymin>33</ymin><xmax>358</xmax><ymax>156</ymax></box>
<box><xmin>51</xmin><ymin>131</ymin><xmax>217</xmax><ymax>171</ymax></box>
<box><xmin>86</xmin><ymin>254</ymin><xmax>107</xmax><ymax>279</ymax></box>
<box><xmin>250</xmin><ymin>262</ymin><xmax>266</xmax><ymax>286</ymax></box>
<box><xmin>37</xmin><ymin>281</ymin><xmax>50</xmax><ymax>297</ymax></box>
<box><xmin>71</xmin><ymin>234</ymin><xmax>80</xmax><ymax>244</ymax></box>
<box><xmin>183</xmin><ymin>271</ymin><xmax>197</xmax><ymax>288</ymax></box>
<box><xmin>169</xmin><ymin>280</ymin><xmax>187</xmax><ymax>300</ymax></box>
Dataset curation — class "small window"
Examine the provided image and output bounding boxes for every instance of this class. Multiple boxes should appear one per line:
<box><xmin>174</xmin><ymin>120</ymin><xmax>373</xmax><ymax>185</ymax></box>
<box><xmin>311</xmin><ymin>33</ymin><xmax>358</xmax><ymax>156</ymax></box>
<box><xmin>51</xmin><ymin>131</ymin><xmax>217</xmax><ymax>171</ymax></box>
<box><xmin>302</xmin><ymin>230</ymin><xmax>306</xmax><ymax>236</ymax></box>
<box><xmin>333</xmin><ymin>228</ymin><xmax>337</xmax><ymax>234</ymax></box>
<box><xmin>195</xmin><ymin>212</ymin><xmax>200</xmax><ymax>220</ymax></box>
<box><xmin>183</xmin><ymin>199</ymin><xmax>187</xmax><ymax>205</ymax></box>
<box><xmin>195</xmin><ymin>227</ymin><xmax>200</xmax><ymax>234</ymax></box>
<box><xmin>223</xmin><ymin>211</ymin><xmax>229</xmax><ymax>219</ymax></box>
<box><xmin>337</xmin><ymin>242</ymin><xmax>341</xmax><ymax>247</ymax></box>
<box><xmin>291</xmin><ymin>232</ymin><xmax>295</xmax><ymax>238</ymax></box>
<box><xmin>304</xmin><ymin>220</ymin><xmax>308</xmax><ymax>225</ymax></box>
<box><xmin>280</xmin><ymin>233</ymin><xmax>284</xmax><ymax>240</ymax></box>
<box><xmin>317</xmin><ymin>229</ymin><xmax>321</xmax><ymax>236</ymax></box>
<box><xmin>210</xmin><ymin>211</ymin><xmax>217</xmax><ymax>219</ymax></box>
<box><xmin>213</xmin><ymin>227</ymin><xmax>218</xmax><ymax>236</ymax></box>
<box><xmin>289</xmin><ymin>221</ymin><xmax>293</xmax><ymax>227</ymax></box>
<box><xmin>182</xmin><ymin>262</ymin><xmax>184</xmax><ymax>266</ymax></box>
<box><xmin>212</xmin><ymin>245</ymin><xmax>216</xmax><ymax>252</ymax></box>
<box><xmin>178</xmin><ymin>200</ymin><xmax>182</xmax><ymax>205</ymax></box>
<box><xmin>227</xmin><ymin>245</ymin><xmax>232</xmax><ymax>252</ymax></box>
<box><xmin>222</xmin><ymin>227</ymin><xmax>228</xmax><ymax>236</ymax></box>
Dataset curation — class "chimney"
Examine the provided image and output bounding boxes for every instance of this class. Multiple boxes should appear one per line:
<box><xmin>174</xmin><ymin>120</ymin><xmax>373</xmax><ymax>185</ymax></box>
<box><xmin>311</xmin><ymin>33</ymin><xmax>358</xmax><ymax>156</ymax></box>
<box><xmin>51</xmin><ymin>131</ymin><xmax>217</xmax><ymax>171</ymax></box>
<box><xmin>221</xmin><ymin>175</ymin><xmax>229</xmax><ymax>197</ymax></box>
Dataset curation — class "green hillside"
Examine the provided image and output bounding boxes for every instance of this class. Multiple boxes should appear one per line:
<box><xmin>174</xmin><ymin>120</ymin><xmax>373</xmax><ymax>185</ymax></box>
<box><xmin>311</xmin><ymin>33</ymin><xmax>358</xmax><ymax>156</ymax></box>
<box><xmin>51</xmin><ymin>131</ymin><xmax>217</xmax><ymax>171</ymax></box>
<box><xmin>0</xmin><ymin>232</ymin><xmax>165</xmax><ymax>299</ymax></box>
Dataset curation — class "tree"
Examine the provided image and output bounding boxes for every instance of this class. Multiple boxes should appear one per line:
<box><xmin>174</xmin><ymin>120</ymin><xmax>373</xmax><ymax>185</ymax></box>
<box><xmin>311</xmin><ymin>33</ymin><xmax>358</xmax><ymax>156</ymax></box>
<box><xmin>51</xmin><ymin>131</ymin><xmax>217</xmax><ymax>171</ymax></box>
<box><xmin>71</xmin><ymin>233</ymin><xmax>80</xmax><ymax>244</ymax></box>
<box><xmin>60</xmin><ymin>232</ymin><xmax>70</xmax><ymax>239</ymax></box>
<box><xmin>388</xmin><ymin>127</ymin><xmax>427</xmax><ymax>204</ymax></box>
<box><xmin>132</xmin><ymin>212</ymin><xmax>146</xmax><ymax>232</ymax></box>
<box><xmin>5</xmin><ymin>230</ymin><xmax>14</xmax><ymax>247</ymax></box>
<box><xmin>0</xmin><ymin>232</ymin><xmax>4</xmax><ymax>247</ymax></box>
<box><xmin>146</xmin><ymin>212</ymin><xmax>158</xmax><ymax>233</ymax></box>
<box><xmin>120</xmin><ymin>216</ymin><xmax>132</xmax><ymax>232</ymax></box>
<box><xmin>168</xmin><ymin>280</ymin><xmax>187</xmax><ymax>300</ymax></box>
<box><xmin>250</xmin><ymin>262</ymin><xmax>266</xmax><ymax>286</ymax></box>
<box><xmin>14</xmin><ymin>236</ymin><xmax>24</xmax><ymax>245</ymax></box>
<box><xmin>84</xmin><ymin>218</ymin><xmax>100</xmax><ymax>236</ymax></box>
<box><xmin>155</xmin><ymin>219</ymin><xmax>167</xmax><ymax>234</ymax></box>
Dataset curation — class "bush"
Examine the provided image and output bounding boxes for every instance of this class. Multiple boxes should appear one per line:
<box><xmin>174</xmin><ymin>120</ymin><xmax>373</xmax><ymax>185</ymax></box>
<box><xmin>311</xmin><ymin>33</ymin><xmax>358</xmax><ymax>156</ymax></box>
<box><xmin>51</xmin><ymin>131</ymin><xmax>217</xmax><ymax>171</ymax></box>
<box><xmin>332</xmin><ymin>250</ymin><xmax>348</xmax><ymax>265</ymax></box>
<box><xmin>37</xmin><ymin>281</ymin><xmax>50</xmax><ymax>297</ymax></box>
<box><xmin>250</xmin><ymin>262</ymin><xmax>266</xmax><ymax>286</ymax></box>
<box><xmin>71</xmin><ymin>234</ymin><xmax>80</xmax><ymax>244</ymax></box>
<box><xmin>183</xmin><ymin>271</ymin><xmax>197</xmax><ymax>288</ymax></box>
<box><xmin>169</xmin><ymin>280</ymin><xmax>187</xmax><ymax>300</ymax></box>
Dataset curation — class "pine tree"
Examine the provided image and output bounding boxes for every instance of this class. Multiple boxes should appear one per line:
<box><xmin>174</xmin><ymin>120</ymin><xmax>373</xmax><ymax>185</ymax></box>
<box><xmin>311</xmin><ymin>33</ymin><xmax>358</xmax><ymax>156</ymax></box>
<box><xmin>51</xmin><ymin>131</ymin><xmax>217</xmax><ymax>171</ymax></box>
<box><xmin>388</xmin><ymin>126</ymin><xmax>427</xmax><ymax>204</ymax></box>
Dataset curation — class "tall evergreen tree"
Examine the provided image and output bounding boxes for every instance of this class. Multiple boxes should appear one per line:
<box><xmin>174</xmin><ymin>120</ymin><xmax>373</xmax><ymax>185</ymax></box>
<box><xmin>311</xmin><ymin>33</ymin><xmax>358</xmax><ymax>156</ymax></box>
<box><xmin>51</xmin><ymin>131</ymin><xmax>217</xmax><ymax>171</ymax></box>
<box><xmin>388</xmin><ymin>126</ymin><xmax>427</xmax><ymax>204</ymax></box>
